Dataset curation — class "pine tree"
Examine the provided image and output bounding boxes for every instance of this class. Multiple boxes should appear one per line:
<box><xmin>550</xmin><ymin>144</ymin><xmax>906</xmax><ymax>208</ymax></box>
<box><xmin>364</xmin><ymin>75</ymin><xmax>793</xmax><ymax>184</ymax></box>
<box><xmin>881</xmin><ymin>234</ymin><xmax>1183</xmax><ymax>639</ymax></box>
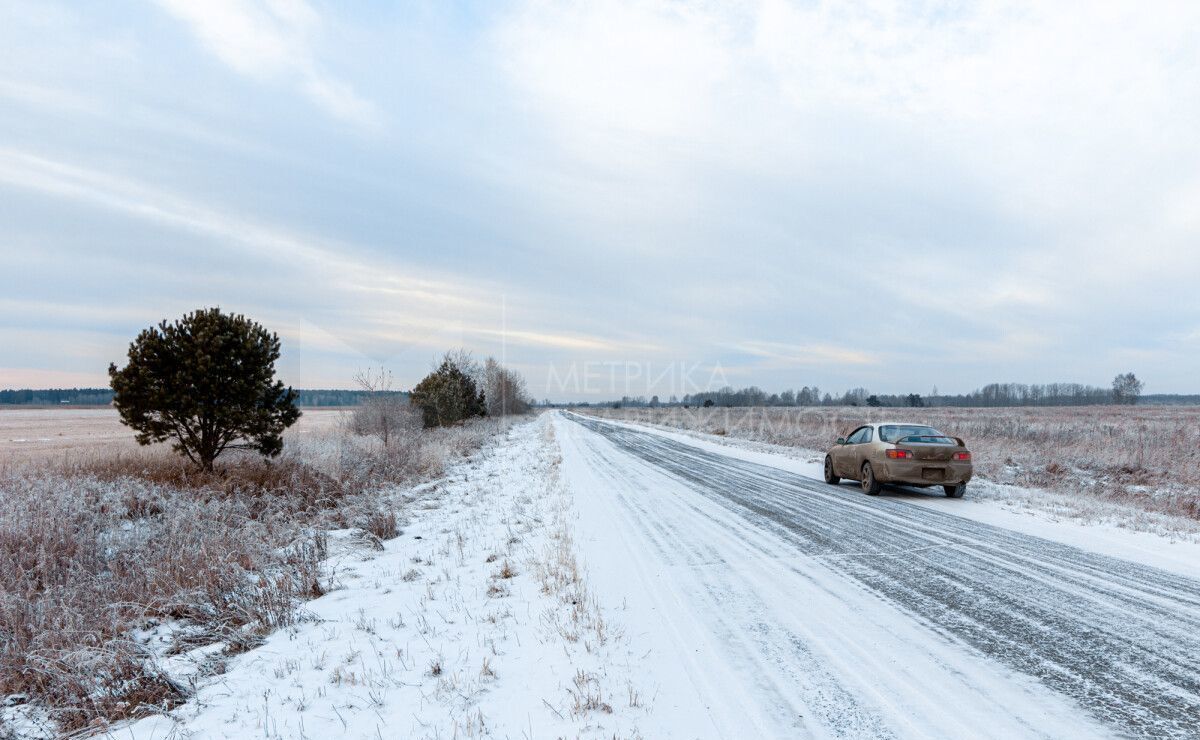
<box><xmin>409</xmin><ymin>359</ymin><xmax>487</xmax><ymax>427</ymax></box>
<box><xmin>108</xmin><ymin>308</ymin><xmax>300</xmax><ymax>470</ymax></box>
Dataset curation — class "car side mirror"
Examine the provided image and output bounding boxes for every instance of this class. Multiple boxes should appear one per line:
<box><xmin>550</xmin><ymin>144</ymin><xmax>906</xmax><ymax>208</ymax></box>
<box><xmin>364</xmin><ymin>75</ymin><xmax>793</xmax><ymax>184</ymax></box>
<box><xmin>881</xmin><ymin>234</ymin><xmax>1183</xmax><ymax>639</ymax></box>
<box><xmin>836</xmin><ymin>437</ymin><xmax>846</xmax><ymax>445</ymax></box>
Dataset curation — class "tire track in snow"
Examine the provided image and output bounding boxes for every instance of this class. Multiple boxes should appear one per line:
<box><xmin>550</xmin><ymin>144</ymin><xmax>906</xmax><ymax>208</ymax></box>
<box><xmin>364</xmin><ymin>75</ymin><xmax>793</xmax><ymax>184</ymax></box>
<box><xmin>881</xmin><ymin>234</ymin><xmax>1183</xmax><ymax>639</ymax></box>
<box><xmin>566</xmin><ymin>414</ymin><xmax>1200</xmax><ymax>739</ymax></box>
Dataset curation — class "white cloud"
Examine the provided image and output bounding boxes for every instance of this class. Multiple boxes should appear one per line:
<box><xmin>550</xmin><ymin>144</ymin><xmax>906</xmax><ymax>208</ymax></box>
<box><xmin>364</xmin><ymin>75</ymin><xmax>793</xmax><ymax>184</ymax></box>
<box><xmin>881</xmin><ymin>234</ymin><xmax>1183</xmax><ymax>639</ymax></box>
<box><xmin>0</xmin><ymin>146</ymin><xmax>486</xmax><ymax>359</ymax></box>
<box><xmin>0</xmin><ymin>365</ymin><xmax>112</xmax><ymax>389</ymax></box>
<box><xmin>496</xmin><ymin>0</ymin><xmax>1200</xmax><ymax>185</ymax></box>
<box><xmin>490</xmin><ymin>0</ymin><xmax>1200</xmax><ymax>385</ymax></box>
<box><xmin>153</xmin><ymin>0</ymin><xmax>379</xmax><ymax>128</ymax></box>
<box><xmin>0</xmin><ymin>148</ymin><xmax>458</xmax><ymax>298</ymax></box>
<box><xmin>0</xmin><ymin>146</ymin><xmax>663</xmax><ymax>385</ymax></box>
<box><xmin>0</xmin><ymin>78</ymin><xmax>100</xmax><ymax>114</ymax></box>
<box><xmin>733</xmin><ymin>340</ymin><xmax>880</xmax><ymax>367</ymax></box>
<box><xmin>495</xmin><ymin>1</ymin><xmax>737</xmax><ymax>141</ymax></box>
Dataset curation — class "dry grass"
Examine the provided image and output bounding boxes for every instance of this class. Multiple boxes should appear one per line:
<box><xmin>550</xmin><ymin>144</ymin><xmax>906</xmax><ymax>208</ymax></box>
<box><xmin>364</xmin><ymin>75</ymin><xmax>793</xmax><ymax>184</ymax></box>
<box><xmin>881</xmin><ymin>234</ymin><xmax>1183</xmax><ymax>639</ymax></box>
<box><xmin>568</xmin><ymin>670</ymin><xmax>613</xmax><ymax>717</ymax></box>
<box><xmin>0</xmin><ymin>412</ymin><xmax>515</xmax><ymax>734</ymax></box>
<box><xmin>532</xmin><ymin>444</ymin><xmax>613</xmax><ymax>655</ymax></box>
<box><xmin>586</xmin><ymin>405</ymin><xmax>1200</xmax><ymax>520</ymax></box>
<box><xmin>0</xmin><ymin>474</ymin><xmax>325</xmax><ymax>731</ymax></box>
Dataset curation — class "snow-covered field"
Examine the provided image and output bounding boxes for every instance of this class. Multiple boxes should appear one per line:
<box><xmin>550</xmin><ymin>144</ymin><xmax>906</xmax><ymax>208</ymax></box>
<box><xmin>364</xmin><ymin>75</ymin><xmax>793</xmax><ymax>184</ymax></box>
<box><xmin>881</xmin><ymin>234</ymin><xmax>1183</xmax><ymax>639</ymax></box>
<box><xmin>67</xmin><ymin>410</ymin><xmax>1200</xmax><ymax>739</ymax></box>
<box><xmin>0</xmin><ymin>408</ymin><xmax>345</xmax><ymax>466</ymax></box>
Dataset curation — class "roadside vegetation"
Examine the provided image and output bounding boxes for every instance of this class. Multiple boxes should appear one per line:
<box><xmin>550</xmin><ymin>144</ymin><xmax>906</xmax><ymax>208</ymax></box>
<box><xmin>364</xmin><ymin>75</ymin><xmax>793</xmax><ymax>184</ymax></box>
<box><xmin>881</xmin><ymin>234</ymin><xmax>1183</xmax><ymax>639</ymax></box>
<box><xmin>0</xmin><ymin>310</ymin><xmax>533</xmax><ymax>736</ymax></box>
<box><xmin>586</xmin><ymin>405</ymin><xmax>1200</xmax><ymax>521</ymax></box>
<box><xmin>0</xmin><ymin>417</ymin><xmax>514</xmax><ymax>736</ymax></box>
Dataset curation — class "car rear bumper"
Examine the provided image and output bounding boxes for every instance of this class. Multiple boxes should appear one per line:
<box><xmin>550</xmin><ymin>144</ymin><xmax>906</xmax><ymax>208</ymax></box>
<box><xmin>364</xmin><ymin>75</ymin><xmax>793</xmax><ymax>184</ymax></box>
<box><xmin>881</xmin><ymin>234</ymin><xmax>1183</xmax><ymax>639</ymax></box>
<box><xmin>878</xmin><ymin>460</ymin><xmax>972</xmax><ymax>486</ymax></box>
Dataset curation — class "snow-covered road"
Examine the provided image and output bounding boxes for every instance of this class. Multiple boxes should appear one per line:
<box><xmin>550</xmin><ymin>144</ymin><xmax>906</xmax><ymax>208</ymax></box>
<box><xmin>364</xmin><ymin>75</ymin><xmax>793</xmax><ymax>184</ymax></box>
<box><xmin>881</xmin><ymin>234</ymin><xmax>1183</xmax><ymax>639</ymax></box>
<box><xmin>557</xmin><ymin>413</ymin><xmax>1200</xmax><ymax>739</ymax></box>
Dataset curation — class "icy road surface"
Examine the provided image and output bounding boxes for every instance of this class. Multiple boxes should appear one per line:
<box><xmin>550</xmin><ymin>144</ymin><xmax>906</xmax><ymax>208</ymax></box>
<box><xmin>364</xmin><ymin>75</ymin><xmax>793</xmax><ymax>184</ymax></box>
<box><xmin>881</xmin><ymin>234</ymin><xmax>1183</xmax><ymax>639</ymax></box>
<box><xmin>558</xmin><ymin>413</ymin><xmax>1200</xmax><ymax>739</ymax></box>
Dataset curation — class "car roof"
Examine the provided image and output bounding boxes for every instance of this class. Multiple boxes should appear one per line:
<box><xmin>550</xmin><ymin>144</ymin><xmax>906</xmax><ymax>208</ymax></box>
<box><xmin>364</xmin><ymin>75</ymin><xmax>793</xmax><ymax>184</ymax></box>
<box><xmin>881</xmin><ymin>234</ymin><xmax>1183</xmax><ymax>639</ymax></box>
<box><xmin>871</xmin><ymin>421</ymin><xmax>939</xmax><ymax>428</ymax></box>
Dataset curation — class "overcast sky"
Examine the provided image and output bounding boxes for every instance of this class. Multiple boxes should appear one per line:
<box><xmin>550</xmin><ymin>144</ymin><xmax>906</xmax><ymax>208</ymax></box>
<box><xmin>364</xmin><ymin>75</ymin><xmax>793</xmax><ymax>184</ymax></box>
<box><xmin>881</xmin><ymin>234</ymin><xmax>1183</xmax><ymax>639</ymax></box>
<box><xmin>2</xmin><ymin>0</ymin><xmax>1199</xmax><ymax>399</ymax></box>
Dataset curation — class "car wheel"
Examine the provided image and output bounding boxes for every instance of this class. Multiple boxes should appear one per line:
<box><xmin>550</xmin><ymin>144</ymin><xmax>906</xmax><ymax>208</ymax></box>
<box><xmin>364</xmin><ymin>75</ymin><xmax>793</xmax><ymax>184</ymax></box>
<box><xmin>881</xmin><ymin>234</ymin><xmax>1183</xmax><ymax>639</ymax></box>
<box><xmin>861</xmin><ymin>462</ymin><xmax>882</xmax><ymax>495</ymax></box>
<box><xmin>943</xmin><ymin>483</ymin><xmax>966</xmax><ymax>498</ymax></box>
<box><xmin>824</xmin><ymin>456</ymin><xmax>841</xmax><ymax>485</ymax></box>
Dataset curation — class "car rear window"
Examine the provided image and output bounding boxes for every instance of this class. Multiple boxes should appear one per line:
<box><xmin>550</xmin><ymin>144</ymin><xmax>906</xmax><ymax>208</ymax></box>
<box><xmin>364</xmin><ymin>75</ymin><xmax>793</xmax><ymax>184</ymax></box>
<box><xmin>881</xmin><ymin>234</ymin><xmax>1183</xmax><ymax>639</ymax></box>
<box><xmin>879</xmin><ymin>425</ymin><xmax>955</xmax><ymax>444</ymax></box>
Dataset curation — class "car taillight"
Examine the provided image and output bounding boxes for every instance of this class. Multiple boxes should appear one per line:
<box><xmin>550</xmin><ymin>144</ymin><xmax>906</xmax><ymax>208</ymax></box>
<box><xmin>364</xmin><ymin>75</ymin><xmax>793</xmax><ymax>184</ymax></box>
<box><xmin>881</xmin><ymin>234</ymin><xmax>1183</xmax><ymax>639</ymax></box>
<box><xmin>954</xmin><ymin>451</ymin><xmax>971</xmax><ymax>461</ymax></box>
<box><xmin>886</xmin><ymin>449</ymin><xmax>913</xmax><ymax>459</ymax></box>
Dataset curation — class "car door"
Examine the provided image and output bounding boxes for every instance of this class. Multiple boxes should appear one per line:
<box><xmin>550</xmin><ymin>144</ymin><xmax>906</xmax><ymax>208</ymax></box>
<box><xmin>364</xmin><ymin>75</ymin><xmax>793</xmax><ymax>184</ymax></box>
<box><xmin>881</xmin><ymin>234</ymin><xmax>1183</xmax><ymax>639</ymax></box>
<box><xmin>837</xmin><ymin>426</ymin><xmax>869</xmax><ymax>477</ymax></box>
<box><xmin>851</xmin><ymin>425</ymin><xmax>875</xmax><ymax>474</ymax></box>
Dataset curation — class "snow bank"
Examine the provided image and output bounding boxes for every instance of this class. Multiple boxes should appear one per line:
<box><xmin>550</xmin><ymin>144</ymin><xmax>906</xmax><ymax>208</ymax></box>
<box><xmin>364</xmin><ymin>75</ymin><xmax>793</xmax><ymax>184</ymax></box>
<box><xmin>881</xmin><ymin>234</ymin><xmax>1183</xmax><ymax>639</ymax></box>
<box><xmin>121</xmin><ymin>414</ymin><xmax>649</xmax><ymax>739</ymax></box>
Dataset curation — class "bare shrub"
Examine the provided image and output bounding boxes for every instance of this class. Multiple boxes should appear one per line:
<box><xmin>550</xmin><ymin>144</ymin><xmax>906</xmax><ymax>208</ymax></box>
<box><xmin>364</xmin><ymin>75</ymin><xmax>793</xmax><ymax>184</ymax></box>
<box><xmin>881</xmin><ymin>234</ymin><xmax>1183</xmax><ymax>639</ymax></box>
<box><xmin>348</xmin><ymin>367</ymin><xmax>422</xmax><ymax>448</ymax></box>
<box><xmin>481</xmin><ymin>357</ymin><xmax>532</xmax><ymax>417</ymax></box>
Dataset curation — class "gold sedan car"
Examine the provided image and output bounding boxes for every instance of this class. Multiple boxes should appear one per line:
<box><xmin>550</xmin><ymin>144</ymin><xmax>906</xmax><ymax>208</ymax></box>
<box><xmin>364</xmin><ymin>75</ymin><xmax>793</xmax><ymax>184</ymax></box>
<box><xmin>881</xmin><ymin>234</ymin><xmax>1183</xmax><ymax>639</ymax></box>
<box><xmin>823</xmin><ymin>422</ymin><xmax>972</xmax><ymax>497</ymax></box>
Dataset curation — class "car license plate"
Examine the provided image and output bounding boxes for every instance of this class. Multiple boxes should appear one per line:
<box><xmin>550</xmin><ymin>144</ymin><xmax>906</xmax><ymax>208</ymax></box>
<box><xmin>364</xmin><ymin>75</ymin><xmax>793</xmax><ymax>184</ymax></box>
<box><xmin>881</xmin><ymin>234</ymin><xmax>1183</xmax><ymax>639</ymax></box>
<box><xmin>922</xmin><ymin>468</ymin><xmax>945</xmax><ymax>481</ymax></box>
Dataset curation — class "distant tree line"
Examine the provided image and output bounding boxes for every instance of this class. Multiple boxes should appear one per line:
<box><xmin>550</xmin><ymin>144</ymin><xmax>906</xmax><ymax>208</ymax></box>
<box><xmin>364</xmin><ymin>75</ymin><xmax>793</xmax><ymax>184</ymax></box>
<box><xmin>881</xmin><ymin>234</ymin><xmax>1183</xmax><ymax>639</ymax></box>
<box><xmin>680</xmin><ymin>386</ymin><xmax>829</xmax><ymax>407</ymax></box>
<box><xmin>576</xmin><ymin>373</ymin><xmax>1167</xmax><ymax>408</ymax></box>
<box><xmin>0</xmin><ymin>388</ymin><xmax>114</xmax><ymax>405</ymax></box>
<box><xmin>1138</xmin><ymin>394</ymin><xmax>1200</xmax><ymax>406</ymax></box>
<box><xmin>930</xmin><ymin>382</ymin><xmax>1114</xmax><ymax>407</ymax></box>
<box><xmin>293</xmin><ymin>389</ymin><xmax>409</xmax><ymax>407</ymax></box>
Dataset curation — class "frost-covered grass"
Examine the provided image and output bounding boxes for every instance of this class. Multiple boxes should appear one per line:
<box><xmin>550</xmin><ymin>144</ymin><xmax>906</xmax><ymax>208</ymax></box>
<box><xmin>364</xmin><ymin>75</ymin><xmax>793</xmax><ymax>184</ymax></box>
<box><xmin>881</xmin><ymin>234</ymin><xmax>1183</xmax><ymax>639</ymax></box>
<box><xmin>0</xmin><ymin>414</ymin><xmax>518</xmax><ymax>736</ymax></box>
<box><xmin>587</xmin><ymin>405</ymin><xmax>1200</xmax><ymax>521</ymax></box>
